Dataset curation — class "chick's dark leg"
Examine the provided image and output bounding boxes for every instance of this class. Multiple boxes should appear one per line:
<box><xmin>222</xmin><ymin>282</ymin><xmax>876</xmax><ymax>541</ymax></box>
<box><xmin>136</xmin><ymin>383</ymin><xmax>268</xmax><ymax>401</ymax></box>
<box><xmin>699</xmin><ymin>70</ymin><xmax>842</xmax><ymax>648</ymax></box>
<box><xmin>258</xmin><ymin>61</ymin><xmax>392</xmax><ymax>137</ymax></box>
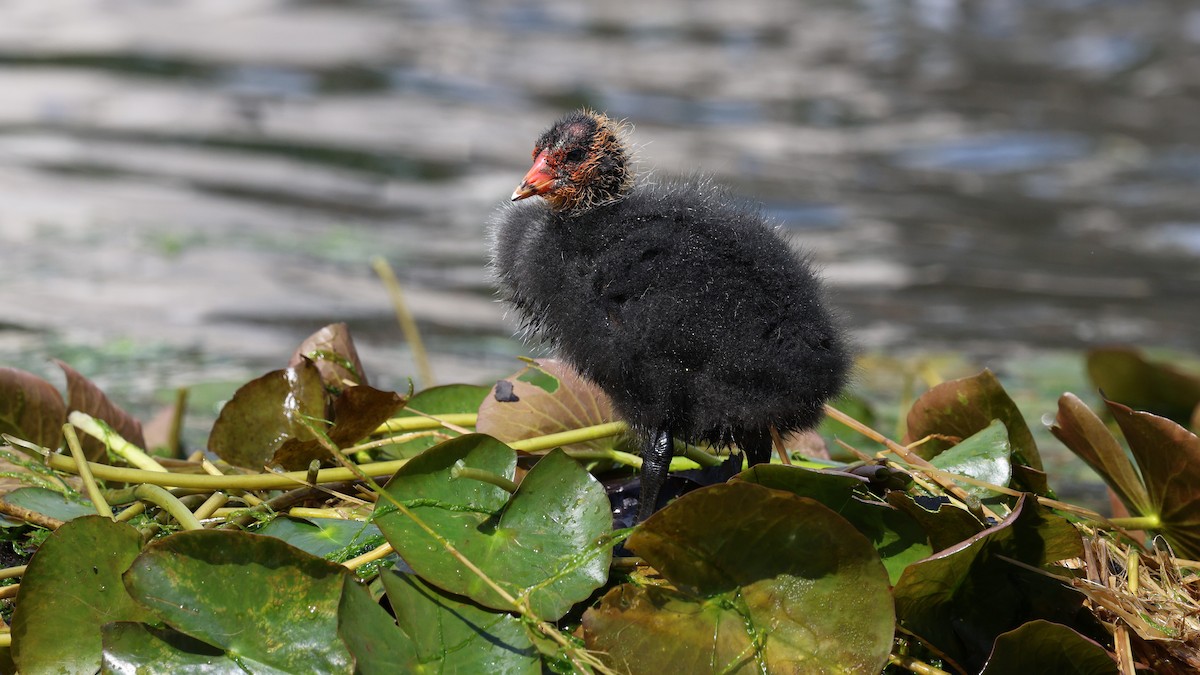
<box><xmin>739</xmin><ymin>429</ymin><xmax>772</xmax><ymax>468</ymax></box>
<box><xmin>637</xmin><ymin>428</ymin><xmax>673</xmax><ymax>523</ymax></box>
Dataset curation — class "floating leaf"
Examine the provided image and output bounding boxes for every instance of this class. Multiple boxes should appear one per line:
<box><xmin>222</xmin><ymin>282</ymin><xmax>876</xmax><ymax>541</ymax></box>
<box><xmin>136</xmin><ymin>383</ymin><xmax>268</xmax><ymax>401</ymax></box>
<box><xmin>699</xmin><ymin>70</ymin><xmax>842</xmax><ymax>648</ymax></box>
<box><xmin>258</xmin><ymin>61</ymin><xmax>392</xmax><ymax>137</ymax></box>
<box><xmin>1087</xmin><ymin>347</ymin><xmax>1200</xmax><ymax>426</ymax></box>
<box><xmin>905</xmin><ymin>369</ymin><xmax>1048</xmax><ymax>495</ymax></box>
<box><xmin>256</xmin><ymin>516</ymin><xmax>383</xmax><ymax>559</ymax></box>
<box><xmin>3</xmin><ymin>487</ymin><xmax>96</xmax><ymax>522</ymax></box>
<box><xmin>1051</xmin><ymin>393</ymin><xmax>1152</xmax><ymax>517</ymax></box>
<box><xmin>207</xmin><ymin>358</ymin><xmax>327</xmax><ymax>469</ymax></box>
<box><xmin>123</xmin><ymin>529</ymin><xmax>355</xmax><ymax>673</ymax></box>
<box><xmin>102</xmin><ymin>623</ymin><xmax>228</xmax><ymax>673</ymax></box>
<box><xmin>927</xmin><ymin>419</ymin><xmax>1012</xmax><ymax>499</ymax></box>
<box><xmin>980</xmin><ymin>620</ymin><xmax>1118</xmax><ymax>674</ymax></box>
<box><xmin>11</xmin><ymin>516</ymin><xmax>153</xmax><ymax>674</ymax></box>
<box><xmin>375</xmin><ymin>437</ymin><xmax>611</xmax><ymax>619</ymax></box>
<box><xmin>291</xmin><ymin>322</ymin><xmax>369</xmax><ymax>390</ymax></box>
<box><xmin>585</xmin><ymin>482</ymin><xmax>894</xmax><ymax>674</ymax></box>
<box><xmin>0</xmin><ymin>367</ymin><xmax>66</xmax><ymax>451</ymax></box>
<box><xmin>343</xmin><ymin>568</ymin><xmax>539</xmax><ymax>674</ymax></box>
<box><xmin>477</xmin><ymin>360</ymin><xmax>617</xmax><ymax>452</ymax></box>
<box><xmin>736</xmin><ymin>464</ymin><xmax>932</xmax><ymax>583</ymax></box>
<box><xmin>886</xmin><ymin>491</ymin><xmax>985</xmax><ymax>552</ymax></box>
<box><xmin>894</xmin><ymin>495</ymin><xmax>1085</xmax><ymax>671</ymax></box>
<box><xmin>1107</xmin><ymin>399</ymin><xmax>1200</xmax><ymax>558</ymax></box>
<box><xmin>377</xmin><ymin>383</ymin><xmax>489</xmax><ymax>459</ymax></box>
<box><xmin>272</xmin><ymin>384</ymin><xmax>404</xmax><ymax>469</ymax></box>
<box><xmin>58</xmin><ymin>360</ymin><xmax>145</xmax><ymax>462</ymax></box>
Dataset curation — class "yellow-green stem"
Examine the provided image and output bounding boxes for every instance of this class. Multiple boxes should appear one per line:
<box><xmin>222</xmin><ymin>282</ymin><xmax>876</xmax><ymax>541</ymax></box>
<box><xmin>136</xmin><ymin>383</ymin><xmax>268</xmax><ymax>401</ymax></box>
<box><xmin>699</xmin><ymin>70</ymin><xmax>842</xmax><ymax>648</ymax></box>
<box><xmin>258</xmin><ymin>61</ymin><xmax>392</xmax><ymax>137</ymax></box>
<box><xmin>374</xmin><ymin>413</ymin><xmax>478</xmax><ymax>434</ymax></box>
<box><xmin>69</xmin><ymin>411</ymin><xmax>168</xmax><ymax>473</ymax></box>
<box><xmin>452</xmin><ymin>463</ymin><xmax>519</xmax><ymax>493</ymax></box>
<box><xmin>63</xmin><ymin>423</ymin><xmax>112</xmax><ymax>519</ymax></box>
<box><xmin>106</xmin><ymin>485</ymin><xmax>203</xmax><ymax>531</ymax></box>
<box><xmin>373</xmin><ymin>256</ymin><xmax>435</xmax><ymax>388</ymax></box>
<box><xmin>1109</xmin><ymin>515</ymin><xmax>1161</xmax><ymax>531</ymax></box>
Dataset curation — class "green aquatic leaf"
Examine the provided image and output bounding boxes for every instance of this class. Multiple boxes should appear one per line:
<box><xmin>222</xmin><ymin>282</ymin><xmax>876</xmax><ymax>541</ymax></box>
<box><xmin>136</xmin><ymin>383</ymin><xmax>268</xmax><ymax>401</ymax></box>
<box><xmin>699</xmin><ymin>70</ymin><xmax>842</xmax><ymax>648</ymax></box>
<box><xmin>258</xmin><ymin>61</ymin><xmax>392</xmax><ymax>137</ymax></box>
<box><xmin>585</xmin><ymin>482</ymin><xmax>894</xmax><ymax>674</ymax></box>
<box><xmin>3</xmin><ymin>487</ymin><xmax>96</xmax><ymax>523</ymax></box>
<box><xmin>123</xmin><ymin>529</ymin><xmax>356</xmax><ymax>673</ymax></box>
<box><xmin>928</xmin><ymin>419</ymin><xmax>1013</xmax><ymax>498</ymax></box>
<box><xmin>375</xmin><ymin>436</ymin><xmax>612</xmax><ymax>619</ymax></box>
<box><xmin>11</xmin><ymin>516</ymin><xmax>152</xmax><ymax>674</ymax></box>
<box><xmin>980</xmin><ymin>620</ymin><xmax>1118</xmax><ymax>675</ymax></box>
<box><xmin>1087</xmin><ymin>346</ymin><xmax>1200</xmax><ymax>426</ymax></box>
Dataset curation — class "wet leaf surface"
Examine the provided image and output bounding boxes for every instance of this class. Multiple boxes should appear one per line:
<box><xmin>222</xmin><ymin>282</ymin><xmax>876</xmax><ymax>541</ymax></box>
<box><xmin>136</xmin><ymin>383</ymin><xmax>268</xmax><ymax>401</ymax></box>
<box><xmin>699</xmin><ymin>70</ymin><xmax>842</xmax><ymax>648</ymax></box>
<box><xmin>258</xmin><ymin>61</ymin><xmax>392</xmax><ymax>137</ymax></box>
<box><xmin>980</xmin><ymin>620</ymin><xmax>1118</xmax><ymax>675</ymax></box>
<box><xmin>1087</xmin><ymin>347</ymin><xmax>1200</xmax><ymax>426</ymax></box>
<box><xmin>11</xmin><ymin>516</ymin><xmax>153</xmax><ymax>674</ymax></box>
<box><xmin>1051</xmin><ymin>393</ymin><xmax>1152</xmax><ymax>516</ymax></box>
<box><xmin>375</xmin><ymin>436</ymin><xmax>611</xmax><ymax>619</ymax></box>
<box><xmin>123</xmin><ymin>529</ymin><xmax>355</xmax><ymax>673</ymax></box>
<box><xmin>893</xmin><ymin>495</ymin><xmax>1085</xmax><ymax>671</ymax></box>
<box><xmin>735</xmin><ymin>464</ymin><xmax>932</xmax><ymax>583</ymax></box>
<box><xmin>3</xmin><ymin>486</ymin><xmax>96</xmax><ymax>522</ymax></box>
<box><xmin>207</xmin><ymin>358</ymin><xmax>327</xmax><ymax>468</ymax></box>
<box><xmin>586</xmin><ymin>482</ymin><xmax>894</xmax><ymax>674</ymax></box>
<box><xmin>927</xmin><ymin>419</ymin><xmax>1012</xmax><ymax>498</ymax></box>
<box><xmin>102</xmin><ymin>622</ymin><xmax>229</xmax><ymax>673</ymax></box>
<box><xmin>58</xmin><ymin>360</ymin><xmax>146</xmax><ymax>461</ymax></box>
<box><xmin>344</xmin><ymin>568</ymin><xmax>539</xmax><ymax>673</ymax></box>
<box><xmin>272</xmin><ymin>383</ymin><xmax>404</xmax><ymax>469</ymax></box>
<box><xmin>477</xmin><ymin>360</ymin><xmax>618</xmax><ymax>452</ymax></box>
<box><xmin>0</xmin><ymin>367</ymin><xmax>66</xmax><ymax>451</ymax></box>
<box><xmin>905</xmin><ymin>369</ymin><xmax>1048</xmax><ymax>495</ymax></box>
<box><xmin>1107</xmin><ymin>399</ymin><xmax>1200</xmax><ymax>558</ymax></box>
<box><xmin>256</xmin><ymin>515</ymin><xmax>383</xmax><ymax>559</ymax></box>
<box><xmin>290</xmin><ymin>322</ymin><xmax>369</xmax><ymax>390</ymax></box>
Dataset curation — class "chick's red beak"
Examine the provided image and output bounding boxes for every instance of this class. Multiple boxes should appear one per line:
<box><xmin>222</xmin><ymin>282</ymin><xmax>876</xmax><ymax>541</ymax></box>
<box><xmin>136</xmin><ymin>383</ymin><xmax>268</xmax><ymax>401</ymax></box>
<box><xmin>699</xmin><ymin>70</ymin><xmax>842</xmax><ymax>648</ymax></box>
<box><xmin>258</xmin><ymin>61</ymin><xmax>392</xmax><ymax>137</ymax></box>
<box><xmin>511</xmin><ymin>150</ymin><xmax>556</xmax><ymax>201</ymax></box>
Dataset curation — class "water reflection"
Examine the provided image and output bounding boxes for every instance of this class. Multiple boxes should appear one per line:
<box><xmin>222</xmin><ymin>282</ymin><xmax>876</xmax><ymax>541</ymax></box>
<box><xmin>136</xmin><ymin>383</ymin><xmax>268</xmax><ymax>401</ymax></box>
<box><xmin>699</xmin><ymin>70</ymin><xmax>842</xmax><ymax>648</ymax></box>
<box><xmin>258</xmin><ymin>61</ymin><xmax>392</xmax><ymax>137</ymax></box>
<box><xmin>0</xmin><ymin>0</ymin><xmax>1197</xmax><ymax>405</ymax></box>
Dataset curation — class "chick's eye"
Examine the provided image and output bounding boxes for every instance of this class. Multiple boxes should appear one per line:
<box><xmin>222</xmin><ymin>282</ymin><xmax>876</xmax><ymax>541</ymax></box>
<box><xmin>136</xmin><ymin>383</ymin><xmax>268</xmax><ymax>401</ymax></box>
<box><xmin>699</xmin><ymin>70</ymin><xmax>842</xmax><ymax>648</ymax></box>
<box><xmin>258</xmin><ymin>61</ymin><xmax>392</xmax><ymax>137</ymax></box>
<box><xmin>564</xmin><ymin>147</ymin><xmax>586</xmax><ymax>162</ymax></box>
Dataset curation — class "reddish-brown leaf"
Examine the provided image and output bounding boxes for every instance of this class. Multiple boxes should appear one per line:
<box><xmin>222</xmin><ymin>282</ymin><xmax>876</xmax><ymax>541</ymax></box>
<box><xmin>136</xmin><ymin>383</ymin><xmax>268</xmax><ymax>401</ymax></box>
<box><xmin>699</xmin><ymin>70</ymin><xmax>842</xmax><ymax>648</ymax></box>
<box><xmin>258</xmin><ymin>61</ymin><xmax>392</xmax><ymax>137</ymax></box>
<box><xmin>57</xmin><ymin>361</ymin><xmax>145</xmax><ymax>462</ymax></box>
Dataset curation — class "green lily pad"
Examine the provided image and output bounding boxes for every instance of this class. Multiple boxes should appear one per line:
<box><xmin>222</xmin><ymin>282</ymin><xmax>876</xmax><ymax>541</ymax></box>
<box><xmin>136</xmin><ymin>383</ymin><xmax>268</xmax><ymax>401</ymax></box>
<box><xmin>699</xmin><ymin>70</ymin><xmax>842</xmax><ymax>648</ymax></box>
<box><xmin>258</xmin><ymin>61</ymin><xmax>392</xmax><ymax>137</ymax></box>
<box><xmin>123</xmin><ymin>529</ymin><xmax>356</xmax><ymax>673</ymax></box>
<box><xmin>11</xmin><ymin>516</ymin><xmax>153</xmax><ymax>674</ymax></box>
<box><xmin>886</xmin><ymin>491</ymin><xmax>984</xmax><ymax>552</ymax></box>
<box><xmin>735</xmin><ymin>464</ymin><xmax>932</xmax><ymax>583</ymax></box>
<box><xmin>980</xmin><ymin>620</ymin><xmax>1118</xmax><ymax>674</ymax></box>
<box><xmin>0</xmin><ymin>367</ymin><xmax>66</xmax><ymax>451</ymax></box>
<box><xmin>893</xmin><ymin>494</ymin><xmax>1085</xmax><ymax>672</ymax></box>
<box><xmin>585</xmin><ymin>482</ymin><xmax>894</xmax><ymax>674</ymax></box>
<box><xmin>377</xmin><ymin>383</ymin><xmax>490</xmax><ymax>459</ymax></box>
<box><xmin>477</xmin><ymin>360</ymin><xmax>618</xmax><ymax>452</ymax></box>
<box><xmin>927</xmin><ymin>419</ymin><xmax>1013</xmax><ymax>499</ymax></box>
<box><xmin>256</xmin><ymin>516</ymin><xmax>384</xmax><ymax>560</ymax></box>
<box><xmin>905</xmin><ymin>369</ymin><xmax>1048</xmax><ymax>495</ymax></box>
<box><xmin>343</xmin><ymin>568</ymin><xmax>539</xmax><ymax>673</ymax></box>
<box><xmin>3</xmin><ymin>487</ymin><xmax>96</xmax><ymax>522</ymax></box>
<box><xmin>207</xmin><ymin>358</ymin><xmax>327</xmax><ymax>469</ymax></box>
<box><xmin>374</xmin><ymin>436</ymin><xmax>612</xmax><ymax>619</ymax></box>
<box><xmin>102</xmin><ymin>622</ymin><xmax>228</xmax><ymax>673</ymax></box>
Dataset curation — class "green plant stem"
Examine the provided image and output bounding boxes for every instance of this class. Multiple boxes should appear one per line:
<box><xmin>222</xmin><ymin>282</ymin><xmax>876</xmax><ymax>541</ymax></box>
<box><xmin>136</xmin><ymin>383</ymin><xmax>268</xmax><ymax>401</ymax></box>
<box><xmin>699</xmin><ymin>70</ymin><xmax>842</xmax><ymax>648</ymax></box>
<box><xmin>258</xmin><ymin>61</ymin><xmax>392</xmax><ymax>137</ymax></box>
<box><xmin>168</xmin><ymin>387</ymin><xmax>188</xmax><ymax>456</ymax></box>
<box><xmin>373</xmin><ymin>256</ymin><xmax>435</xmax><ymax>388</ymax></box>
<box><xmin>105</xmin><ymin>484</ymin><xmax>203</xmax><ymax>531</ymax></box>
<box><xmin>508</xmin><ymin>421</ymin><xmax>628</xmax><ymax>452</ymax></box>
<box><xmin>1109</xmin><ymin>515</ymin><xmax>1162</xmax><ymax>531</ymax></box>
<box><xmin>375</xmin><ymin>413</ymin><xmax>478</xmax><ymax>434</ymax></box>
<box><xmin>193</xmin><ymin>492</ymin><xmax>228</xmax><ymax>521</ymax></box>
<box><xmin>39</xmin><ymin>453</ymin><xmax>410</xmax><ymax>490</ymax></box>
<box><xmin>451</xmin><ymin>463</ymin><xmax>519</xmax><ymax>493</ymax></box>
<box><xmin>62</xmin><ymin>423</ymin><xmax>113</xmax><ymax>519</ymax></box>
<box><xmin>68</xmin><ymin>411</ymin><xmax>168</xmax><ymax>474</ymax></box>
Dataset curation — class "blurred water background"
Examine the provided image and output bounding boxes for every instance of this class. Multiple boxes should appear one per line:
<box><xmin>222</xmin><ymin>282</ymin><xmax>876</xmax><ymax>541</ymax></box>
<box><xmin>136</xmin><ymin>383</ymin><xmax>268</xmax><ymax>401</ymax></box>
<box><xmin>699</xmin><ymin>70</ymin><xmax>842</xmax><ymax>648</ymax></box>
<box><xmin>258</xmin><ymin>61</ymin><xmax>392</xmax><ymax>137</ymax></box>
<box><xmin>1</xmin><ymin>0</ymin><xmax>1198</xmax><ymax>471</ymax></box>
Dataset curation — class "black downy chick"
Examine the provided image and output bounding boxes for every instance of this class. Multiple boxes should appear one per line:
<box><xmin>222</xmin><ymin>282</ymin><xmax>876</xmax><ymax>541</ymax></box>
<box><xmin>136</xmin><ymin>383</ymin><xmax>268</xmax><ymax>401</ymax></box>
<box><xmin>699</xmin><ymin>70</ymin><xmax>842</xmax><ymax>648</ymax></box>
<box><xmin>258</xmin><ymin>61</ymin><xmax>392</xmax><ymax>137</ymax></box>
<box><xmin>491</xmin><ymin>109</ymin><xmax>850</xmax><ymax>522</ymax></box>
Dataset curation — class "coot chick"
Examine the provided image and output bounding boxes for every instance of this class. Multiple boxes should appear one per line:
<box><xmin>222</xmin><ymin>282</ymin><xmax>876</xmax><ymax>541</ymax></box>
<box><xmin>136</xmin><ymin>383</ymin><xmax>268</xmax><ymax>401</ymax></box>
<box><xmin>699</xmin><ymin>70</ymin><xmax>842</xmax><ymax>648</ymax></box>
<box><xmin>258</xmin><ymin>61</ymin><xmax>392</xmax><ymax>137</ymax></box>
<box><xmin>491</xmin><ymin>110</ymin><xmax>849</xmax><ymax>522</ymax></box>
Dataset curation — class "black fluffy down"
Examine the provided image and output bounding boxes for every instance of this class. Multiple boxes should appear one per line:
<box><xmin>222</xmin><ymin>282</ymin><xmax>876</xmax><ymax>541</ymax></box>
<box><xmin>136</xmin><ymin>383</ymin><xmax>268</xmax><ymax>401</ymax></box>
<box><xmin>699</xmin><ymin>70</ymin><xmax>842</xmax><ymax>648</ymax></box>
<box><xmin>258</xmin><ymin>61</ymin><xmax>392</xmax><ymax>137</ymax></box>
<box><xmin>490</xmin><ymin>177</ymin><xmax>850</xmax><ymax>457</ymax></box>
